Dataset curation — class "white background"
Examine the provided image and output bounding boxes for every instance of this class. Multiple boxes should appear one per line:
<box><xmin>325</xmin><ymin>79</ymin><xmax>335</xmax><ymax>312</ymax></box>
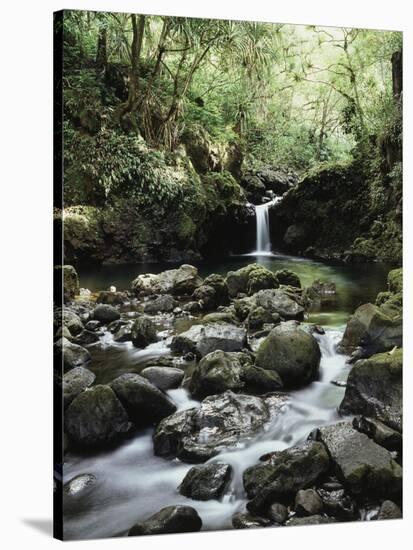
<box><xmin>0</xmin><ymin>0</ymin><xmax>411</xmax><ymax>548</ymax></box>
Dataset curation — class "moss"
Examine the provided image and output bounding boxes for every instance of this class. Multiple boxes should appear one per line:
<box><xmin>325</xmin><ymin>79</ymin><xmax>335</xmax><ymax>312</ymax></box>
<box><xmin>388</xmin><ymin>268</ymin><xmax>403</xmax><ymax>293</ymax></box>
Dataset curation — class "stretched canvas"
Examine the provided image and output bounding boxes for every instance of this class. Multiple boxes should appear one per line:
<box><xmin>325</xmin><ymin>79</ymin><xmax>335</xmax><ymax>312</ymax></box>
<box><xmin>53</xmin><ymin>9</ymin><xmax>403</xmax><ymax>541</ymax></box>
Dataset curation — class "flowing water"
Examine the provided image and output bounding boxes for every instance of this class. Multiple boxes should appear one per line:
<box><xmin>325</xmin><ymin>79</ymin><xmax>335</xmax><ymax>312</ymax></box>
<box><xmin>64</xmin><ymin>244</ymin><xmax>393</xmax><ymax>539</ymax></box>
<box><xmin>253</xmin><ymin>198</ymin><xmax>281</xmax><ymax>254</ymax></box>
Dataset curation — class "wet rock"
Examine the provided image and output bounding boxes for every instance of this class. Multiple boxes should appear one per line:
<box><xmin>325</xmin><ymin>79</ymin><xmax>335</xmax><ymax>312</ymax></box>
<box><xmin>84</xmin><ymin>320</ymin><xmax>101</xmax><ymax>331</ymax></box>
<box><xmin>131</xmin><ymin>316</ymin><xmax>157</xmax><ymax>348</ymax></box>
<box><xmin>183</xmin><ymin>301</ymin><xmax>202</xmax><ymax>314</ymax></box>
<box><xmin>339</xmin><ymin>350</ymin><xmax>402</xmax><ymax>432</ymax></box>
<box><xmin>113</xmin><ymin>322</ymin><xmax>133</xmax><ymax>343</ymax></box>
<box><xmin>275</xmin><ymin>269</ymin><xmax>301</xmax><ymax>288</ymax></box>
<box><xmin>338</xmin><ymin>303</ymin><xmax>402</xmax><ymax>355</ymax></box>
<box><xmin>247</xmin><ymin>306</ymin><xmax>279</xmax><ymax>330</ymax></box>
<box><xmin>110</xmin><ymin>373</ymin><xmax>176</xmax><ymax>426</ymax></box>
<box><xmin>92</xmin><ymin>304</ymin><xmax>121</xmax><ymax>323</ymax></box>
<box><xmin>244</xmin><ymin>441</ymin><xmax>330</xmax><ymax>514</ymax></box>
<box><xmin>353</xmin><ymin>416</ymin><xmax>402</xmax><ymax>452</ymax></box>
<box><xmin>295</xmin><ymin>489</ymin><xmax>323</xmax><ymax>516</ymax></box>
<box><xmin>54</xmin><ymin>337</ymin><xmax>91</xmax><ymax>372</ymax></box>
<box><xmin>171</xmin><ymin>323</ymin><xmax>247</xmax><ymax>358</ymax></box>
<box><xmin>315</xmin><ymin>422</ymin><xmax>402</xmax><ymax>497</ymax></box>
<box><xmin>241</xmin><ymin>365</ymin><xmax>283</xmax><ymax>394</ymax></box>
<box><xmin>286</xmin><ymin>515</ymin><xmax>335</xmax><ymax>526</ymax></box>
<box><xmin>64</xmin><ymin>473</ymin><xmax>96</xmax><ymax>496</ymax></box>
<box><xmin>267</xmin><ymin>503</ymin><xmax>288</xmax><ymax>524</ymax></box>
<box><xmin>144</xmin><ymin>294</ymin><xmax>176</xmax><ymax>314</ymax></box>
<box><xmin>96</xmin><ymin>291</ymin><xmax>128</xmax><ymax>305</ymax></box>
<box><xmin>232</xmin><ymin>512</ymin><xmax>271</xmax><ymax>529</ymax></box>
<box><xmin>255</xmin><ymin>323</ymin><xmax>321</xmax><ymax>388</ymax></box>
<box><xmin>63</xmin><ymin>366</ymin><xmax>95</xmax><ymax>408</ymax></box>
<box><xmin>226</xmin><ymin>264</ymin><xmax>278</xmax><ymax>298</ymax></box>
<box><xmin>317</xmin><ymin>487</ymin><xmax>355</xmax><ymax>520</ymax></box>
<box><xmin>132</xmin><ymin>265</ymin><xmax>202</xmax><ymax>296</ymax></box>
<box><xmin>253</xmin><ymin>289</ymin><xmax>304</xmax><ymax>321</ymax></box>
<box><xmin>128</xmin><ymin>505</ymin><xmax>202</xmax><ymax>536</ymax></box>
<box><xmin>72</xmin><ymin>329</ymin><xmax>99</xmax><ymax>346</ymax></box>
<box><xmin>233</xmin><ymin>296</ymin><xmax>254</xmax><ymax>321</ymax></box>
<box><xmin>154</xmin><ymin>391</ymin><xmax>289</xmax><ymax>463</ymax></box>
<box><xmin>65</xmin><ymin>385</ymin><xmax>131</xmax><ymax>448</ymax></box>
<box><xmin>179</xmin><ymin>463</ymin><xmax>232</xmax><ymax>500</ymax></box>
<box><xmin>55</xmin><ymin>307</ymin><xmax>84</xmax><ymax>336</ymax></box>
<box><xmin>140</xmin><ymin>366</ymin><xmax>184</xmax><ymax>391</ymax></box>
<box><xmin>377</xmin><ymin>500</ymin><xmax>402</xmax><ymax>520</ymax></box>
<box><xmin>193</xmin><ymin>275</ymin><xmax>229</xmax><ymax>310</ymax></box>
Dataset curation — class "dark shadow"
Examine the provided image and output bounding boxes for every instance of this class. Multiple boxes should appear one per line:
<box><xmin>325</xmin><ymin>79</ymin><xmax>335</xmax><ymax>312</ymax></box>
<box><xmin>21</xmin><ymin>519</ymin><xmax>53</xmax><ymax>537</ymax></box>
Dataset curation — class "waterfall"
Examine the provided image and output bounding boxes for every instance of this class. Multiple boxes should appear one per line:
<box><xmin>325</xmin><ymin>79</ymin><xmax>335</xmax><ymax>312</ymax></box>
<box><xmin>253</xmin><ymin>197</ymin><xmax>281</xmax><ymax>254</ymax></box>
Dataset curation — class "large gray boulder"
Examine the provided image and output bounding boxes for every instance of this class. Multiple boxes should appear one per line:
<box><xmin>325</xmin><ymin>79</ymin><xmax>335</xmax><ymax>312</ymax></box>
<box><xmin>92</xmin><ymin>304</ymin><xmax>121</xmax><ymax>323</ymax></box>
<box><xmin>63</xmin><ymin>366</ymin><xmax>95</xmax><ymax>408</ymax></box>
<box><xmin>244</xmin><ymin>441</ymin><xmax>330</xmax><ymax>514</ymax></box>
<box><xmin>144</xmin><ymin>294</ymin><xmax>176</xmax><ymax>314</ymax></box>
<box><xmin>153</xmin><ymin>391</ymin><xmax>289</xmax><ymax>463</ymax></box>
<box><xmin>132</xmin><ymin>265</ymin><xmax>202</xmax><ymax>296</ymax></box>
<box><xmin>189</xmin><ymin>350</ymin><xmax>282</xmax><ymax>399</ymax></box>
<box><xmin>54</xmin><ymin>307</ymin><xmax>84</xmax><ymax>336</ymax></box>
<box><xmin>131</xmin><ymin>316</ymin><xmax>157</xmax><ymax>348</ymax></box>
<box><xmin>226</xmin><ymin>264</ymin><xmax>278</xmax><ymax>298</ymax></box>
<box><xmin>255</xmin><ymin>323</ymin><xmax>321</xmax><ymax>388</ymax></box>
<box><xmin>65</xmin><ymin>385</ymin><xmax>131</xmax><ymax>448</ymax></box>
<box><xmin>54</xmin><ymin>337</ymin><xmax>91</xmax><ymax>372</ymax></box>
<box><xmin>253</xmin><ymin>289</ymin><xmax>304</xmax><ymax>320</ymax></box>
<box><xmin>314</xmin><ymin>422</ymin><xmax>402</xmax><ymax>497</ymax></box>
<box><xmin>110</xmin><ymin>373</ymin><xmax>176</xmax><ymax>426</ymax></box>
<box><xmin>339</xmin><ymin>349</ymin><xmax>402</xmax><ymax>432</ymax></box>
<box><xmin>338</xmin><ymin>303</ymin><xmax>402</xmax><ymax>355</ymax></box>
<box><xmin>179</xmin><ymin>463</ymin><xmax>232</xmax><ymax>501</ymax></box>
<box><xmin>140</xmin><ymin>366</ymin><xmax>184</xmax><ymax>391</ymax></box>
<box><xmin>170</xmin><ymin>323</ymin><xmax>247</xmax><ymax>358</ymax></box>
<box><xmin>128</xmin><ymin>505</ymin><xmax>202</xmax><ymax>536</ymax></box>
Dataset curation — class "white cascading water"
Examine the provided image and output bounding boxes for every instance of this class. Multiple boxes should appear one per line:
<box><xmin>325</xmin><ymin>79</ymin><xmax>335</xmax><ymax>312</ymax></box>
<box><xmin>253</xmin><ymin>197</ymin><xmax>281</xmax><ymax>255</ymax></box>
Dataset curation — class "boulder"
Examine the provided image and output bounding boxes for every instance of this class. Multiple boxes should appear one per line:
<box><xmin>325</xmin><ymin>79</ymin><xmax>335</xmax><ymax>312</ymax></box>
<box><xmin>267</xmin><ymin>503</ymin><xmax>288</xmax><ymax>524</ymax></box>
<box><xmin>128</xmin><ymin>505</ymin><xmax>202</xmax><ymax>536</ymax></box>
<box><xmin>170</xmin><ymin>323</ymin><xmax>247</xmax><ymax>358</ymax></box>
<box><xmin>179</xmin><ymin>463</ymin><xmax>232</xmax><ymax>500</ymax></box>
<box><xmin>65</xmin><ymin>385</ymin><xmax>131</xmax><ymax>448</ymax></box>
<box><xmin>314</xmin><ymin>422</ymin><xmax>402</xmax><ymax>497</ymax></box>
<box><xmin>55</xmin><ymin>308</ymin><xmax>84</xmax><ymax>336</ymax></box>
<box><xmin>192</xmin><ymin>285</ymin><xmax>216</xmax><ymax>310</ymax></box>
<box><xmin>131</xmin><ymin>316</ymin><xmax>157</xmax><ymax>348</ymax></box>
<box><xmin>193</xmin><ymin>274</ymin><xmax>229</xmax><ymax>309</ymax></box>
<box><xmin>295</xmin><ymin>489</ymin><xmax>324</xmax><ymax>517</ymax></box>
<box><xmin>140</xmin><ymin>366</ymin><xmax>184</xmax><ymax>391</ymax></box>
<box><xmin>286</xmin><ymin>515</ymin><xmax>335</xmax><ymax>526</ymax></box>
<box><xmin>317</xmin><ymin>487</ymin><xmax>355</xmax><ymax>520</ymax></box>
<box><xmin>339</xmin><ymin>350</ymin><xmax>402</xmax><ymax>432</ymax></box>
<box><xmin>55</xmin><ymin>265</ymin><xmax>79</xmax><ymax>303</ymax></box>
<box><xmin>232</xmin><ymin>512</ymin><xmax>271</xmax><ymax>529</ymax></box>
<box><xmin>247</xmin><ymin>306</ymin><xmax>279</xmax><ymax>331</ymax></box>
<box><xmin>144</xmin><ymin>294</ymin><xmax>175</xmax><ymax>314</ymax></box>
<box><xmin>241</xmin><ymin>365</ymin><xmax>283</xmax><ymax>394</ymax></box>
<box><xmin>110</xmin><ymin>373</ymin><xmax>176</xmax><ymax>426</ymax></box>
<box><xmin>132</xmin><ymin>265</ymin><xmax>202</xmax><ymax>296</ymax></box>
<box><xmin>255</xmin><ymin>323</ymin><xmax>321</xmax><ymax>388</ymax></box>
<box><xmin>253</xmin><ymin>289</ymin><xmax>304</xmax><ymax>320</ymax></box>
<box><xmin>153</xmin><ymin>391</ymin><xmax>289</xmax><ymax>463</ymax></box>
<box><xmin>202</xmin><ymin>311</ymin><xmax>238</xmax><ymax>324</ymax></box>
<box><xmin>96</xmin><ymin>291</ymin><xmax>128</xmax><ymax>305</ymax></box>
<box><xmin>72</xmin><ymin>329</ymin><xmax>99</xmax><ymax>346</ymax></box>
<box><xmin>92</xmin><ymin>304</ymin><xmax>121</xmax><ymax>323</ymax></box>
<box><xmin>54</xmin><ymin>337</ymin><xmax>91</xmax><ymax>372</ymax></box>
<box><xmin>244</xmin><ymin>441</ymin><xmax>330</xmax><ymax>514</ymax></box>
<box><xmin>387</xmin><ymin>268</ymin><xmax>402</xmax><ymax>293</ymax></box>
<box><xmin>113</xmin><ymin>323</ymin><xmax>133</xmax><ymax>343</ymax></box>
<box><xmin>275</xmin><ymin>269</ymin><xmax>301</xmax><ymax>288</ymax></box>
<box><xmin>338</xmin><ymin>303</ymin><xmax>402</xmax><ymax>355</ymax></box>
<box><xmin>63</xmin><ymin>473</ymin><xmax>96</xmax><ymax>496</ymax></box>
<box><xmin>352</xmin><ymin>416</ymin><xmax>402</xmax><ymax>452</ymax></box>
<box><xmin>63</xmin><ymin>366</ymin><xmax>95</xmax><ymax>408</ymax></box>
<box><xmin>226</xmin><ymin>264</ymin><xmax>278</xmax><ymax>298</ymax></box>
<box><xmin>377</xmin><ymin>500</ymin><xmax>402</xmax><ymax>520</ymax></box>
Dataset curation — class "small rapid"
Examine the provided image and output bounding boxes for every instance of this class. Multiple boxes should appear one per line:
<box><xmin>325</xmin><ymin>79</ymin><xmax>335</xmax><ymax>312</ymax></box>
<box><xmin>63</xmin><ymin>327</ymin><xmax>349</xmax><ymax>540</ymax></box>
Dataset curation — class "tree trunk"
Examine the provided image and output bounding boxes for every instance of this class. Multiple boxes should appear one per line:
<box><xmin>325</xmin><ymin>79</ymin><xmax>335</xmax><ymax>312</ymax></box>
<box><xmin>96</xmin><ymin>27</ymin><xmax>107</xmax><ymax>69</ymax></box>
<box><xmin>391</xmin><ymin>50</ymin><xmax>402</xmax><ymax>100</ymax></box>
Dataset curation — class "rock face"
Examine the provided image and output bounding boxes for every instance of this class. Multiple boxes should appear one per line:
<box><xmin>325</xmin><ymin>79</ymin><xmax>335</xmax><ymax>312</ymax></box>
<box><xmin>339</xmin><ymin>350</ymin><xmax>402</xmax><ymax>432</ymax></box>
<box><xmin>226</xmin><ymin>264</ymin><xmax>278</xmax><ymax>297</ymax></box>
<box><xmin>189</xmin><ymin>350</ymin><xmax>282</xmax><ymax>399</ymax></box>
<box><xmin>170</xmin><ymin>323</ymin><xmax>247</xmax><ymax>358</ymax></box>
<box><xmin>243</xmin><ymin>441</ymin><xmax>330</xmax><ymax>514</ymax></box>
<box><xmin>254</xmin><ymin>289</ymin><xmax>304</xmax><ymax>320</ymax></box>
<box><xmin>110</xmin><ymin>373</ymin><xmax>176</xmax><ymax>426</ymax></box>
<box><xmin>63</xmin><ymin>366</ymin><xmax>96</xmax><ymax>408</ymax></box>
<box><xmin>179</xmin><ymin>463</ymin><xmax>232</xmax><ymax>500</ymax></box>
<box><xmin>65</xmin><ymin>385</ymin><xmax>131</xmax><ymax>448</ymax></box>
<box><xmin>55</xmin><ymin>265</ymin><xmax>79</xmax><ymax>303</ymax></box>
<box><xmin>55</xmin><ymin>337</ymin><xmax>91</xmax><ymax>372</ymax></box>
<box><xmin>140</xmin><ymin>366</ymin><xmax>184</xmax><ymax>391</ymax></box>
<box><xmin>315</xmin><ymin>422</ymin><xmax>402</xmax><ymax>497</ymax></box>
<box><xmin>132</xmin><ymin>265</ymin><xmax>202</xmax><ymax>296</ymax></box>
<box><xmin>338</xmin><ymin>303</ymin><xmax>402</xmax><ymax>355</ymax></box>
<box><xmin>255</xmin><ymin>323</ymin><xmax>321</xmax><ymax>388</ymax></box>
<box><xmin>92</xmin><ymin>304</ymin><xmax>121</xmax><ymax>323</ymax></box>
<box><xmin>153</xmin><ymin>391</ymin><xmax>289</xmax><ymax>463</ymax></box>
<box><xmin>128</xmin><ymin>505</ymin><xmax>202</xmax><ymax>536</ymax></box>
<box><xmin>131</xmin><ymin>316</ymin><xmax>157</xmax><ymax>348</ymax></box>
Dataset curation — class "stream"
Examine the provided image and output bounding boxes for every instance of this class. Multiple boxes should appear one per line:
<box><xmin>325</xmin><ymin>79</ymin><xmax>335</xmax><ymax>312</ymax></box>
<box><xmin>63</xmin><ymin>252</ymin><xmax>391</xmax><ymax>540</ymax></box>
